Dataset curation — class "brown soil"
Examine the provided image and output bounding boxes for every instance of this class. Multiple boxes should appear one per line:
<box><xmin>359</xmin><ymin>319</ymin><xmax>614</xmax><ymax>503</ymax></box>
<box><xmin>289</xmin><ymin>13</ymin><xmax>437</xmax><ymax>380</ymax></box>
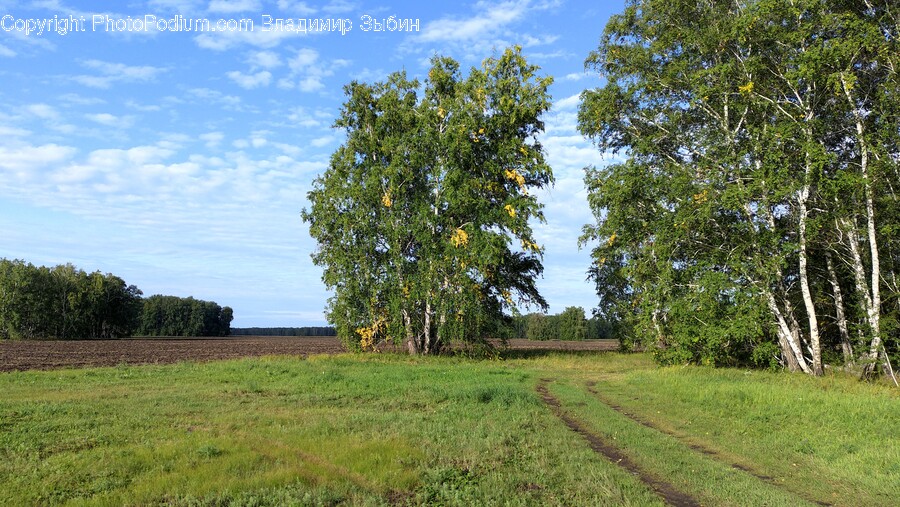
<box><xmin>536</xmin><ymin>380</ymin><xmax>700</xmax><ymax>507</ymax></box>
<box><xmin>0</xmin><ymin>336</ymin><xmax>345</xmax><ymax>373</ymax></box>
<box><xmin>583</xmin><ymin>382</ymin><xmax>832</xmax><ymax>507</ymax></box>
<box><xmin>0</xmin><ymin>337</ymin><xmax>618</xmax><ymax>373</ymax></box>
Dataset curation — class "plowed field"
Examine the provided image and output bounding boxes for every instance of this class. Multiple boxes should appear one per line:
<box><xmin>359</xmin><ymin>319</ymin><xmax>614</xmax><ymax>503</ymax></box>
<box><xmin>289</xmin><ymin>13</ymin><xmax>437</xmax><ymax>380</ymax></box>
<box><xmin>0</xmin><ymin>337</ymin><xmax>617</xmax><ymax>372</ymax></box>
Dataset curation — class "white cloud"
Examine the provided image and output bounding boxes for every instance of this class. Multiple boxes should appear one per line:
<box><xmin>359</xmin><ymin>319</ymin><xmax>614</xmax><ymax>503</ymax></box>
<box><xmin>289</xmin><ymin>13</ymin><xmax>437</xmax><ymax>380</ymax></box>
<box><xmin>200</xmin><ymin>131</ymin><xmax>225</xmax><ymax>148</ymax></box>
<box><xmin>188</xmin><ymin>88</ymin><xmax>243</xmax><ymax>109</ymax></box>
<box><xmin>554</xmin><ymin>93</ymin><xmax>582</xmax><ymax>111</ymax></box>
<box><xmin>0</xmin><ymin>126</ymin><xmax>31</xmax><ymax>137</ymax></box>
<box><xmin>278</xmin><ymin>49</ymin><xmax>349</xmax><ymax>93</ymax></box>
<box><xmin>124</xmin><ymin>100</ymin><xmax>162</xmax><ymax>112</ymax></box>
<box><xmin>0</xmin><ymin>44</ymin><xmax>15</xmax><ymax>58</ymax></box>
<box><xmin>207</xmin><ymin>0</ymin><xmax>260</xmax><ymax>13</ymax></box>
<box><xmin>194</xmin><ymin>27</ymin><xmax>303</xmax><ymax>51</ymax></box>
<box><xmin>248</xmin><ymin>50</ymin><xmax>282</xmax><ymax>69</ymax></box>
<box><xmin>277</xmin><ymin>0</ymin><xmax>316</xmax><ymax>15</ymax></box>
<box><xmin>85</xmin><ymin>113</ymin><xmax>135</xmax><ymax>128</ymax></box>
<box><xmin>288</xmin><ymin>48</ymin><xmax>319</xmax><ymax>70</ymax></box>
<box><xmin>25</xmin><ymin>103</ymin><xmax>60</xmax><ymax>120</ymax></box>
<box><xmin>564</xmin><ymin>72</ymin><xmax>589</xmax><ymax>81</ymax></box>
<box><xmin>522</xmin><ymin>34</ymin><xmax>559</xmax><ymax>47</ymax></box>
<box><xmin>73</xmin><ymin>60</ymin><xmax>168</xmax><ymax>88</ymax></box>
<box><xmin>0</xmin><ymin>143</ymin><xmax>77</xmax><ymax>173</ymax></box>
<box><xmin>284</xmin><ymin>106</ymin><xmax>326</xmax><ymax>128</ymax></box>
<box><xmin>59</xmin><ymin>93</ymin><xmax>106</xmax><ymax>106</ymax></box>
<box><xmin>148</xmin><ymin>0</ymin><xmax>205</xmax><ymax>13</ymax></box>
<box><xmin>271</xmin><ymin>142</ymin><xmax>303</xmax><ymax>156</ymax></box>
<box><xmin>86</xmin><ymin>145</ymin><xmax>176</xmax><ymax>169</ymax></box>
<box><xmin>322</xmin><ymin>0</ymin><xmax>356</xmax><ymax>14</ymax></box>
<box><xmin>419</xmin><ymin>1</ymin><xmax>530</xmax><ymax>43</ymax></box>
<box><xmin>226</xmin><ymin>70</ymin><xmax>272</xmax><ymax>89</ymax></box>
<box><xmin>310</xmin><ymin>135</ymin><xmax>336</xmax><ymax>148</ymax></box>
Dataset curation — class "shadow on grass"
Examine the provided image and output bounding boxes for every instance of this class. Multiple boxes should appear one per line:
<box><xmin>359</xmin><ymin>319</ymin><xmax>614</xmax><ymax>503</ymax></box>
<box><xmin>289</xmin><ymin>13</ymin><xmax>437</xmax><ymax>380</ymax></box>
<box><xmin>497</xmin><ymin>349</ymin><xmax>622</xmax><ymax>360</ymax></box>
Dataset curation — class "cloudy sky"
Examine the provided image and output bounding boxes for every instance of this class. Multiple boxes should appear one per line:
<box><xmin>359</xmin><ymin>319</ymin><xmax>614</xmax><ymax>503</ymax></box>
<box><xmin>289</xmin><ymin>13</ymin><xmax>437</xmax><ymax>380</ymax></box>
<box><xmin>0</xmin><ymin>0</ymin><xmax>623</xmax><ymax>327</ymax></box>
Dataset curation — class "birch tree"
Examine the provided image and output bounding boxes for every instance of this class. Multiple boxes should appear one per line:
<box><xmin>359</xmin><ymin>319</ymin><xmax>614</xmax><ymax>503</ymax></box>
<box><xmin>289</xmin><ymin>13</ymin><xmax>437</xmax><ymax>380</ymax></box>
<box><xmin>580</xmin><ymin>0</ymin><xmax>899</xmax><ymax>377</ymax></box>
<box><xmin>303</xmin><ymin>47</ymin><xmax>553</xmax><ymax>354</ymax></box>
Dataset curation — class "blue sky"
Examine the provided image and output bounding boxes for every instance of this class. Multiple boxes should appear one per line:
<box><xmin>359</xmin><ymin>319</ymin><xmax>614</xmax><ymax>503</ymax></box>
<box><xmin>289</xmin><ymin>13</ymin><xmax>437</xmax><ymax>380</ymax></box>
<box><xmin>0</xmin><ymin>0</ymin><xmax>624</xmax><ymax>327</ymax></box>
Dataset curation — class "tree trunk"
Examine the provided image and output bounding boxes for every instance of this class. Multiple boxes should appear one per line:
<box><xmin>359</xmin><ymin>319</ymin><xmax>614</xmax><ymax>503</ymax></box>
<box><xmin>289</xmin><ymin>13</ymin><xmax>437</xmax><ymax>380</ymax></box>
<box><xmin>825</xmin><ymin>250</ymin><xmax>854</xmax><ymax>363</ymax></box>
<box><xmin>403</xmin><ymin>310</ymin><xmax>419</xmax><ymax>355</ymax></box>
<box><xmin>423</xmin><ymin>299</ymin><xmax>432</xmax><ymax>355</ymax></box>
<box><xmin>842</xmin><ymin>218</ymin><xmax>883</xmax><ymax>377</ymax></box>
<box><xmin>766</xmin><ymin>290</ymin><xmax>812</xmax><ymax>374</ymax></box>
<box><xmin>797</xmin><ymin>184</ymin><xmax>822</xmax><ymax>374</ymax></box>
<box><xmin>841</xmin><ymin>74</ymin><xmax>884</xmax><ymax>378</ymax></box>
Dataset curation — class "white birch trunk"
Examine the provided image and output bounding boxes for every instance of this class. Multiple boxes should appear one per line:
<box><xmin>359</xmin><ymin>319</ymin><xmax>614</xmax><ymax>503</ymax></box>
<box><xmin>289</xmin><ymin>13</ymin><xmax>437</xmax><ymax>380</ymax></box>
<box><xmin>825</xmin><ymin>250</ymin><xmax>853</xmax><ymax>363</ymax></box>
<box><xmin>766</xmin><ymin>290</ymin><xmax>812</xmax><ymax>374</ymax></box>
<box><xmin>841</xmin><ymin>74</ymin><xmax>884</xmax><ymax>377</ymax></box>
<box><xmin>797</xmin><ymin>184</ymin><xmax>822</xmax><ymax>374</ymax></box>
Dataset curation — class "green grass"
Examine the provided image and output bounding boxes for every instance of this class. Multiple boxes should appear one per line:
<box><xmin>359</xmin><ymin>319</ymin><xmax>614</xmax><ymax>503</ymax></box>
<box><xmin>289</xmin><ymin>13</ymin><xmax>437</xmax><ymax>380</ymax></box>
<box><xmin>0</xmin><ymin>352</ymin><xmax>896</xmax><ymax>506</ymax></box>
<box><xmin>0</xmin><ymin>354</ymin><xmax>660</xmax><ymax>506</ymax></box>
<box><xmin>517</xmin><ymin>353</ymin><xmax>900</xmax><ymax>506</ymax></box>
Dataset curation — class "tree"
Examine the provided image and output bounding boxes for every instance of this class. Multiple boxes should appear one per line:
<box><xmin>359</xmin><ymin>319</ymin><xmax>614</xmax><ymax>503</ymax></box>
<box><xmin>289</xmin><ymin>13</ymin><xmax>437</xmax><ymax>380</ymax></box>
<box><xmin>579</xmin><ymin>0</ymin><xmax>900</xmax><ymax>377</ymax></box>
<box><xmin>137</xmin><ymin>295</ymin><xmax>232</xmax><ymax>337</ymax></box>
<box><xmin>303</xmin><ymin>47</ymin><xmax>554</xmax><ymax>354</ymax></box>
<box><xmin>558</xmin><ymin>307</ymin><xmax>587</xmax><ymax>341</ymax></box>
<box><xmin>0</xmin><ymin>259</ymin><xmax>142</xmax><ymax>339</ymax></box>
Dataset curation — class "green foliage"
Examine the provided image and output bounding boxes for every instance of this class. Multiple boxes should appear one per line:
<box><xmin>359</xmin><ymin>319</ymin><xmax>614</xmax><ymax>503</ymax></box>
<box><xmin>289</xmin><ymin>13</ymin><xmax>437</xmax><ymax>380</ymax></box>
<box><xmin>511</xmin><ymin>308</ymin><xmax>610</xmax><ymax>341</ymax></box>
<box><xmin>138</xmin><ymin>295</ymin><xmax>233</xmax><ymax>337</ymax></box>
<box><xmin>303</xmin><ymin>47</ymin><xmax>554</xmax><ymax>354</ymax></box>
<box><xmin>580</xmin><ymin>0</ymin><xmax>900</xmax><ymax>371</ymax></box>
<box><xmin>0</xmin><ymin>258</ymin><xmax>142</xmax><ymax>339</ymax></box>
<box><xmin>231</xmin><ymin>327</ymin><xmax>336</xmax><ymax>337</ymax></box>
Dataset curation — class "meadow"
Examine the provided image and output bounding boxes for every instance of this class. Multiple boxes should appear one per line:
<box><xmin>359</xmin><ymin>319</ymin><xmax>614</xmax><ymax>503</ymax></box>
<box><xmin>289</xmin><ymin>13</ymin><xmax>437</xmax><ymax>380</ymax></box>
<box><xmin>0</xmin><ymin>350</ymin><xmax>897</xmax><ymax>506</ymax></box>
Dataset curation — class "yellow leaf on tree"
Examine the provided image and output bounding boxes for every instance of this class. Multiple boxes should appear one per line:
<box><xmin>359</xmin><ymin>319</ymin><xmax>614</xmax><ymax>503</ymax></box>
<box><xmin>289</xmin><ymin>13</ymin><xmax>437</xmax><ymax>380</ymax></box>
<box><xmin>738</xmin><ymin>82</ymin><xmax>754</xmax><ymax>95</ymax></box>
<box><xmin>504</xmin><ymin>204</ymin><xmax>516</xmax><ymax>217</ymax></box>
<box><xmin>382</xmin><ymin>189</ymin><xmax>393</xmax><ymax>208</ymax></box>
<box><xmin>521</xmin><ymin>238</ymin><xmax>541</xmax><ymax>253</ymax></box>
<box><xmin>451</xmin><ymin>228</ymin><xmax>469</xmax><ymax>247</ymax></box>
<box><xmin>504</xmin><ymin>168</ymin><xmax>526</xmax><ymax>190</ymax></box>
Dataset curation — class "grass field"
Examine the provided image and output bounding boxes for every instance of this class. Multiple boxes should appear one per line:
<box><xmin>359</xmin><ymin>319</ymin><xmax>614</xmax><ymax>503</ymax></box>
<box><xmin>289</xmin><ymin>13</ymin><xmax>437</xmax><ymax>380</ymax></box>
<box><xmin>1</xmin><ymin>351</ymin><xmax>897</xmax><ymax>506</ymax></box>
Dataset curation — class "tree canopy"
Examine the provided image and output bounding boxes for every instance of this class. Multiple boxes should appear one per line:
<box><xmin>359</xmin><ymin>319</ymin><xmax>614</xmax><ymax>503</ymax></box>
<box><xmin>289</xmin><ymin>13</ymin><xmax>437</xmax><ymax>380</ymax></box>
<box><xmin>580</xmin><ymin>0</ymin><xmax>900</xmax><ymax>378</ymax></box>
<box><xmin>138</xmin><ymin>295</ymin><xmax>233</xmax><ymax>337</ymax></box>
<box><xmin>303</xmin><ymin>46</ymin><xmax>554</xmax><ymax>354</ymax></box>
<box><xmin>0</xmin><ymin>258</ymin><xmax>233</xmax><ymax>339</ymax></box>
<box><xmin>0</xmin><ymin>259</ymin><xmax>142</xmax><ymax>340</ymax></box>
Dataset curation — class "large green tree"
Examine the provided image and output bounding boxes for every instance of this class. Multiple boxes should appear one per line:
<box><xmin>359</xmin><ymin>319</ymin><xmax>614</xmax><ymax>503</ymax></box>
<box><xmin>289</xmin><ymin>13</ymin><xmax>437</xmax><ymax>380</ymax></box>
<box><xmin>303</xmin><ymin>47</ymin><xmax>553</xmax><ymax>354</ymax></box>
<box><xmin>580</xmin><ymin>0</ymin><xmax>900</xmax><ymax>378</ymax></box>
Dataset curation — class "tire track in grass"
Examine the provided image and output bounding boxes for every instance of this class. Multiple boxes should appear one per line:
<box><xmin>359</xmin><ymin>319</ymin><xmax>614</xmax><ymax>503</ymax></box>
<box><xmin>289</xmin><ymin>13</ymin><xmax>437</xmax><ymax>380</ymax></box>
<box><xmin>584</xmin><ymin>381</ymin><xmax>832</xmax><ymax>507</ymax></box>
<box><xmin>536</xmin><ymin>380</ymin><xmax>700</xmax><ymax>507</ymax></box>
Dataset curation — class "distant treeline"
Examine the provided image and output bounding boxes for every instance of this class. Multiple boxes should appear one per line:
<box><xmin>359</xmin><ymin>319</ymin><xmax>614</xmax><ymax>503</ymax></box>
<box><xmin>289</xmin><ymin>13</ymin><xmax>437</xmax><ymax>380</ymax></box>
<box><xmin>0</xmin><ymin>259</ymin><xmax>232</xmax><ymax>339</ymax></box>
<box><xmin>138</xmin><ymin>295</ymin><xmax>232</xmax><ymax>337</ymax></box>
<box><xmin>506</xmin><ymin>307</ymin><xmax>617</xmax><ymax>341</ymax></box>
<box><xmin>231</xmin><ymin>327</ymin><xmax>336</xmax><ymax>337</ymax></box>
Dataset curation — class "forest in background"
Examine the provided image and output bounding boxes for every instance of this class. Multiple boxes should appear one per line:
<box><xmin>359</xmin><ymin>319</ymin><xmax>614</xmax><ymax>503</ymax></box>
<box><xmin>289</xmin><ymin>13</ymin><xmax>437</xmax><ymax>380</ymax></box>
<box><xmin>0</xmin><ymin>259</ymin><xmax>232</xmax><ymax>339</ymax></box>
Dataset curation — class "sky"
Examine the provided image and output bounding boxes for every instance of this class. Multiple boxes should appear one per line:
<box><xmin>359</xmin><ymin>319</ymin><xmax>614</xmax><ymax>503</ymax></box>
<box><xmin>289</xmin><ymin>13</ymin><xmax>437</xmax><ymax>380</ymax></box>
<box><xmin>0</xmin><ymin>0</ymin><xmax>624</xmax><ymax>327</ymax></box>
